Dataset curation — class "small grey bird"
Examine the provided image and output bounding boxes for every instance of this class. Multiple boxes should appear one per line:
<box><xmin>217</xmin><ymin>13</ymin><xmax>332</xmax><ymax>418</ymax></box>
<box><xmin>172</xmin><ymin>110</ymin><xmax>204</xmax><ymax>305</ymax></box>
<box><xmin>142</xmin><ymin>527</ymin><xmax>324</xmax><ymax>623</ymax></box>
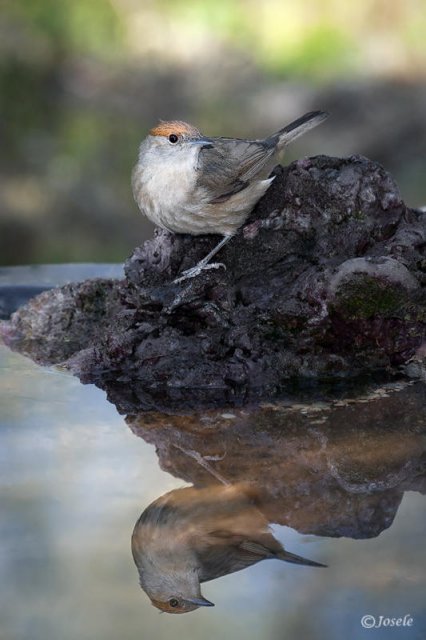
<box><xmin>132</xmin><ymin>111</ymin><xmax>328</xmax><ymax>282</ymax></box>
<box><xmin>131</xmin><ymin>483</ymin><xmax>326</xmax><ymax>614</ymax></box>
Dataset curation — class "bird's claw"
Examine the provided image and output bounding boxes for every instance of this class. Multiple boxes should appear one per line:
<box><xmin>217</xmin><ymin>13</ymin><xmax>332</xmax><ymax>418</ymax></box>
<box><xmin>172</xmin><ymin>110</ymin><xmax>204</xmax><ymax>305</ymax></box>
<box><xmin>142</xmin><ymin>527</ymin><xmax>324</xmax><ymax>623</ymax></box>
<box><xmin>173</xmin><ymin>262</ymin><xmax>226</xmax><ymax>284</ymax></box>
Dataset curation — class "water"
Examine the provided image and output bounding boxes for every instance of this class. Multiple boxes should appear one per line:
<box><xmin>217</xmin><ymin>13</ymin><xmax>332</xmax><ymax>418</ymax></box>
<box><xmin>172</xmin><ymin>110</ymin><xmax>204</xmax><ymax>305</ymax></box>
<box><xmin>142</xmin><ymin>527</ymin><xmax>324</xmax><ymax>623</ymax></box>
<box><xmin>1</xmin><ymin>261</ymin><xmax>425</xmax><ymax>639</ymax></box>
<box><xmin>0</xmin><ymin>263</ymin><xmax>124</xmax><ymax>319</ymax></box>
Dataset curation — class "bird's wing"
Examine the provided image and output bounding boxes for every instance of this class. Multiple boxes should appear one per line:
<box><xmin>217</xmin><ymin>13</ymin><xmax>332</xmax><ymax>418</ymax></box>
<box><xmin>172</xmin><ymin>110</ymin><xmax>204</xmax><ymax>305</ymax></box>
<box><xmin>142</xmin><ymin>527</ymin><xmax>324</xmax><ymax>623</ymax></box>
<box><xmin>196</xmin><ymin>530</ymin><xmax>278</xmax><ymax>582</ymax></box>
<box><xmin>196</xmin><ymin>528</ymin><xmax>325</xmax><ymax>581</ymax></box>
<box><xmin>196</xmin><ymin>139</ymin><xmax>276</xmax><ymax>204</ymax></box>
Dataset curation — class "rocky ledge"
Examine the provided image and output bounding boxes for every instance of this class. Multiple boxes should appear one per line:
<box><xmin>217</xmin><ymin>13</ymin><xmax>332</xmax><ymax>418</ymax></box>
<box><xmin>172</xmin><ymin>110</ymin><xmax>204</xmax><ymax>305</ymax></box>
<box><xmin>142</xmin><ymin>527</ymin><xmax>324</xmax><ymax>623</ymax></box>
<box><xmin>1</xmin><ymin>155</ymin><xmax>426</xmax><ymax>410</ymax></box>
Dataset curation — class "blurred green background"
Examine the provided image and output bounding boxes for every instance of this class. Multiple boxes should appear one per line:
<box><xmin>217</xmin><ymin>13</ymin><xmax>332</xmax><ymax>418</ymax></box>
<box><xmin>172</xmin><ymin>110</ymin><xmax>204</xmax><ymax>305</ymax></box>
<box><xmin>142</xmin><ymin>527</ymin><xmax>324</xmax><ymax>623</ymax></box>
<box><xmin>1</xmin><ymin>0</ymin><xmax>425</xmax><ymax>266</ymax></box>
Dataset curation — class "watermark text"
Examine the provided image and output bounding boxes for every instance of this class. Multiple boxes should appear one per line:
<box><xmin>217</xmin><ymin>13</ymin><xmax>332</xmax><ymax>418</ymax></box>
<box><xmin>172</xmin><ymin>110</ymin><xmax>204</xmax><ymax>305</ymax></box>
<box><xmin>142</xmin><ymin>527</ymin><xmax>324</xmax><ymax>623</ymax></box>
<box><xmin>361</xmin><ymin>614</ymin><xmax>414</xmax><ymax>629</ymax></box>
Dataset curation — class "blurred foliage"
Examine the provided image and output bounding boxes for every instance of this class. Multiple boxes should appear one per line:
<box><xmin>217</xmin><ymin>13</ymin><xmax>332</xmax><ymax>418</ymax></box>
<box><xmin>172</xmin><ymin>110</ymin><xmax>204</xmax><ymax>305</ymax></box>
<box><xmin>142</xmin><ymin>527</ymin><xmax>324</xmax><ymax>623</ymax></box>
<box><xmin>1</xmin><ymin>0</ymin><xmax>123</xmax><ymax>59</ymax></box>
<box><xmin>2</xmin><ymin>0</ymin><xmax>425</xmax><ymax>77</ymax></box>
<box><xmin>0</xmin><ymin>0</ymin><xmax>425</xmax><ymax>265</ymax></box>
<box><xmin>154</xmin><ymin>0</ymin><xmax>357</xmax><ymax>77</ymax></box>
<box><xmin>126</xmin><ymin>0</ymin><xmax>426</xmax><ymax>77</ymax></box>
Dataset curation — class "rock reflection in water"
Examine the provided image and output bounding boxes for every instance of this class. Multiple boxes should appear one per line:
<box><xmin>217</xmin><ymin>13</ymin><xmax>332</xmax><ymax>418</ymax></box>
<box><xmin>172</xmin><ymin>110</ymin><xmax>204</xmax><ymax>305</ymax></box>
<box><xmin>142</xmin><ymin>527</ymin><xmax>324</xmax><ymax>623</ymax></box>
<box><xmin>132</xmin><ymin>483</ymin><xmax>325</xmax><ymax>614</ymax></box>
<box><xmin>126</xmin><ymin>382</ymin><xmax>425</xmax><ymax>540</ymax></box>
<box><xmin>124</xmin><ymin>380</ymin><xmax>426</xmax><ymax>613</ymax></box>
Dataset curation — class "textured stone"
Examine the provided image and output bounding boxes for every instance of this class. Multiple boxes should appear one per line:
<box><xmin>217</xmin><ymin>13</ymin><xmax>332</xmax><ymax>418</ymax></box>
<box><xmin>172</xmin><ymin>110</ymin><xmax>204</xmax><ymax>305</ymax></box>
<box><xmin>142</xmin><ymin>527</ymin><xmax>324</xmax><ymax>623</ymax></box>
<box><xmin>2</xmin><ymin>155</ymin><xmax>425</xmax><ymax>410</ymax></box>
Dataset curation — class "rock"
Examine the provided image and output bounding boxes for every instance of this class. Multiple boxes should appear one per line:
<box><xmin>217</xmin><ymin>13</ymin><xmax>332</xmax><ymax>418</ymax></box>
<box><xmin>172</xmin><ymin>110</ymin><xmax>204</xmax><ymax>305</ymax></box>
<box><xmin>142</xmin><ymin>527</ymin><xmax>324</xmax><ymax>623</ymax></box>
<box><xmin>1</xmin><ymin>155</ymin><xmax>426</xmax><ymax>410</ymax></box>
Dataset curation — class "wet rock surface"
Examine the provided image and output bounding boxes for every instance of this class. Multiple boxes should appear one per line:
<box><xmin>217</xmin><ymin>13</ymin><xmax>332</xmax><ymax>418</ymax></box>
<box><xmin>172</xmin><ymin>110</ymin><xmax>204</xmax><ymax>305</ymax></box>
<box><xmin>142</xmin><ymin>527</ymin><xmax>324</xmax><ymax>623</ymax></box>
<box><xmin>1</xmin><ymin>154</ymin><xmax>426</xmax><ymax>410</ymax></box>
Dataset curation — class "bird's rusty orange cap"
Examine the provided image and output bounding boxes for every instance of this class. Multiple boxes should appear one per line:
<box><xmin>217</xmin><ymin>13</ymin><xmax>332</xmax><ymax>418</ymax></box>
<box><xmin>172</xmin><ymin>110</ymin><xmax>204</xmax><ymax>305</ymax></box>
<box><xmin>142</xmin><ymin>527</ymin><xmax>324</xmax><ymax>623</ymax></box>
<box><xmin>149</xmin><ymin>120</ymin><xmax>201</xmax><ymax>138</ymax></box>
<box><xmin>150</xmin><ymin>598</ymin><xmax>192</xmax><ymax>614</ymax></box>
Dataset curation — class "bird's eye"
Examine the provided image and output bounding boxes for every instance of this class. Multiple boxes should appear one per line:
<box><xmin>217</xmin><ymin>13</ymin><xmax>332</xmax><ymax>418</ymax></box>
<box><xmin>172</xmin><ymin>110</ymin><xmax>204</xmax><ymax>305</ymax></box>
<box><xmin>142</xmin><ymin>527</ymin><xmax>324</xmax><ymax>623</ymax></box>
<box><xmin>168</xmin><ymin>134</ymin><xmax>178</xmax><ymax>144</ymax></box>
<box><xmin>169</xmin><ymin>598</ymin><xmax>179</xmax><ymax>608</ymax></box>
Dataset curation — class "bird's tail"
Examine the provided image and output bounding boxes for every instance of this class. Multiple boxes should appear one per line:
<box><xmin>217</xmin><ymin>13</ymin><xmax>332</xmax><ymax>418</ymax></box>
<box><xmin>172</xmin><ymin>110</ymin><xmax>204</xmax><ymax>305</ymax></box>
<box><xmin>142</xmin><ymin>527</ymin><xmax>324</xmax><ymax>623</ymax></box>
<box><xmin>271</xmin><ymin>110</ymin><xmax>329</xmax><ymax>149</ymax></box>
<box><xmin>278</xmin><ymin>548</ymin><xmax>327</xmax><ymax>568</ymax></box>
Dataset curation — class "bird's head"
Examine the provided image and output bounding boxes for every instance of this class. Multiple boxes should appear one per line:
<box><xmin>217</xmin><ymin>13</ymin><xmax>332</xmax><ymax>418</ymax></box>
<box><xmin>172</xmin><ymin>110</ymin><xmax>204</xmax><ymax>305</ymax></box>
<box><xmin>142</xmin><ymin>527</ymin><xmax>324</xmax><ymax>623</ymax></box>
<box><xmin>134</xmin><ymin>548</ymin><xmax>215</xmax><ymax>615</ymax></box>
<box><xmin>139</xmin><ymin>120</ymin><xmax>213</xmax><ymax>162</ymax></box>
<box><xmin>150</xmin><ymin>593</ymin><xmax>215</xmax><ymax>615</ymax></box>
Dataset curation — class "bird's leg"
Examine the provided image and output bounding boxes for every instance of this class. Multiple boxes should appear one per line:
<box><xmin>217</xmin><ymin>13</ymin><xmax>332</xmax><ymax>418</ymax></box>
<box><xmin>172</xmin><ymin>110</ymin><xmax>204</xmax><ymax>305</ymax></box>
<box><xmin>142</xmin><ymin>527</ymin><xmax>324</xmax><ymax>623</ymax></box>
<box><xmin>173</xmin><ymin>235</ymin><xmax>232</xmax><ymax>284</ymax></box>
<box><xmin>172</xmin><ymin>444</ymin><xmax>230</xmax><ymax>485</ymax></box>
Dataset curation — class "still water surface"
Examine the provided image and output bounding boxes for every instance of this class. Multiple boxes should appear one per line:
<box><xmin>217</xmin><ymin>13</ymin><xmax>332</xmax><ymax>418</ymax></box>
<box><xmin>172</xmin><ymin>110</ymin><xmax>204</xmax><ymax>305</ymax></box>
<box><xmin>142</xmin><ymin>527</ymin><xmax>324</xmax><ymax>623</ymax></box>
<box><xmin>1</xmin><ymin>343</ymin><xmax>425</xmax><ymax>640</ymax></box>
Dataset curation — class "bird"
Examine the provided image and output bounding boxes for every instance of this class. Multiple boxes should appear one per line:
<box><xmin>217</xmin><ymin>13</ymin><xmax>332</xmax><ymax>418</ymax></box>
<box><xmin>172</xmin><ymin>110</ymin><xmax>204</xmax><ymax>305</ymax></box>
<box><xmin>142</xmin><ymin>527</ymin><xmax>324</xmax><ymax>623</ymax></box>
<box><xmin>132</xmin><ymin>111</ymin><xmax>329</xmax><ymax>283</ymax></box>
<box><xmin>131</xmin><ymin>483</ymin><xmax>326</xmax><ymax>614</ymax></box>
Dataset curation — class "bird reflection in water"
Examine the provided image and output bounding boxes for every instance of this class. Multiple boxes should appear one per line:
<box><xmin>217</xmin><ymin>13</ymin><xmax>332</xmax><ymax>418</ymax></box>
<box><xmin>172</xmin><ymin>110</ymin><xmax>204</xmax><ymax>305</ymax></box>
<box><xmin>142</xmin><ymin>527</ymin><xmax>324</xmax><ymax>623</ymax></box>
<box><xmin>131</xmin><ymin>483</ymin><xmax>325</xmax><ymax>614</ymax></box>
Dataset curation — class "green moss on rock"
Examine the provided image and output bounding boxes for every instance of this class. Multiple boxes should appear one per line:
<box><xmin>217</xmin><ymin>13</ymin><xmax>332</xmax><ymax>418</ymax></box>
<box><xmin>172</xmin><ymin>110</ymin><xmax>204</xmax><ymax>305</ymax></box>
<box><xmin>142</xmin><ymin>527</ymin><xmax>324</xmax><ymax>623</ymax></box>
<box><xmin>332</xmin><ymin>275</ymin><xmax>408</xmax><ymax>320</ymax></box>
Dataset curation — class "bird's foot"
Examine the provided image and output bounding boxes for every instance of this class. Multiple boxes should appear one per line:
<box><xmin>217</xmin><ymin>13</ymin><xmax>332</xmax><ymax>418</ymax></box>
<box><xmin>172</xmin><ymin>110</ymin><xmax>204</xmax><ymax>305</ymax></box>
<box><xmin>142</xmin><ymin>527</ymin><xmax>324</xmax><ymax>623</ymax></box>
<box><xmin>173</xmin><ymin>262</ymin><xmax>226</xmax><ymax>284</ymax></box>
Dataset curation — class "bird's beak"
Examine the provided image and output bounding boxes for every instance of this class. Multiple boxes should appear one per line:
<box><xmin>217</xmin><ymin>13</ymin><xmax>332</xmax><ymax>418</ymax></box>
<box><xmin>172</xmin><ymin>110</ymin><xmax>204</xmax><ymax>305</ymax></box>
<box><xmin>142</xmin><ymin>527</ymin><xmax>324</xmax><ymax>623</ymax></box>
<box><xmin>189</xmin><ymin>137</ymin><xmax>214</xmax><ymax>149</ymax></box>
<box><xmin>185</xmin><ymin>596</ymin><xmax>215</xmax><ymax>607</ymax></box>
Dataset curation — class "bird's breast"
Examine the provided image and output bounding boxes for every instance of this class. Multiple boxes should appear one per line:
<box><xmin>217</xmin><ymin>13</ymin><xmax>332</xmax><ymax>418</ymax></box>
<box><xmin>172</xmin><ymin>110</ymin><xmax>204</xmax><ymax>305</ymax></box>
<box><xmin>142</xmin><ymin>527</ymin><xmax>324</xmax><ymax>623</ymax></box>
<box><xmin>133</xmin><ymin>150</ymin><xmax>199</xmax><ymax>232</ymax></box>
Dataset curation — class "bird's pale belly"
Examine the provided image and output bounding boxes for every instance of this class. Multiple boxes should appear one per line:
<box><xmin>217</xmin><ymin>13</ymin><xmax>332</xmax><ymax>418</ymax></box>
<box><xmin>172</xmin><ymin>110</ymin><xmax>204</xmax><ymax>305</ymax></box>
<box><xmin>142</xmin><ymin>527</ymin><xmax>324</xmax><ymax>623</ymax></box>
<box><xmin>140</xmin><ymin>183</ymin><xmax>249</xmax><ymax>236</ymax></box>
<box><xmin>133</xmin><ymin>161</ymin><xmax>222</xmax><ymax>235</ymax></box>
<box><xmin>134</xmin><ymin>159</ymin><xmax>274</xmax><ymax>237</ymax></box>
<box><xmin>151</xmin><ymin>202</ymin><xmax>247</xmax><ymax>236</ymax></box>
